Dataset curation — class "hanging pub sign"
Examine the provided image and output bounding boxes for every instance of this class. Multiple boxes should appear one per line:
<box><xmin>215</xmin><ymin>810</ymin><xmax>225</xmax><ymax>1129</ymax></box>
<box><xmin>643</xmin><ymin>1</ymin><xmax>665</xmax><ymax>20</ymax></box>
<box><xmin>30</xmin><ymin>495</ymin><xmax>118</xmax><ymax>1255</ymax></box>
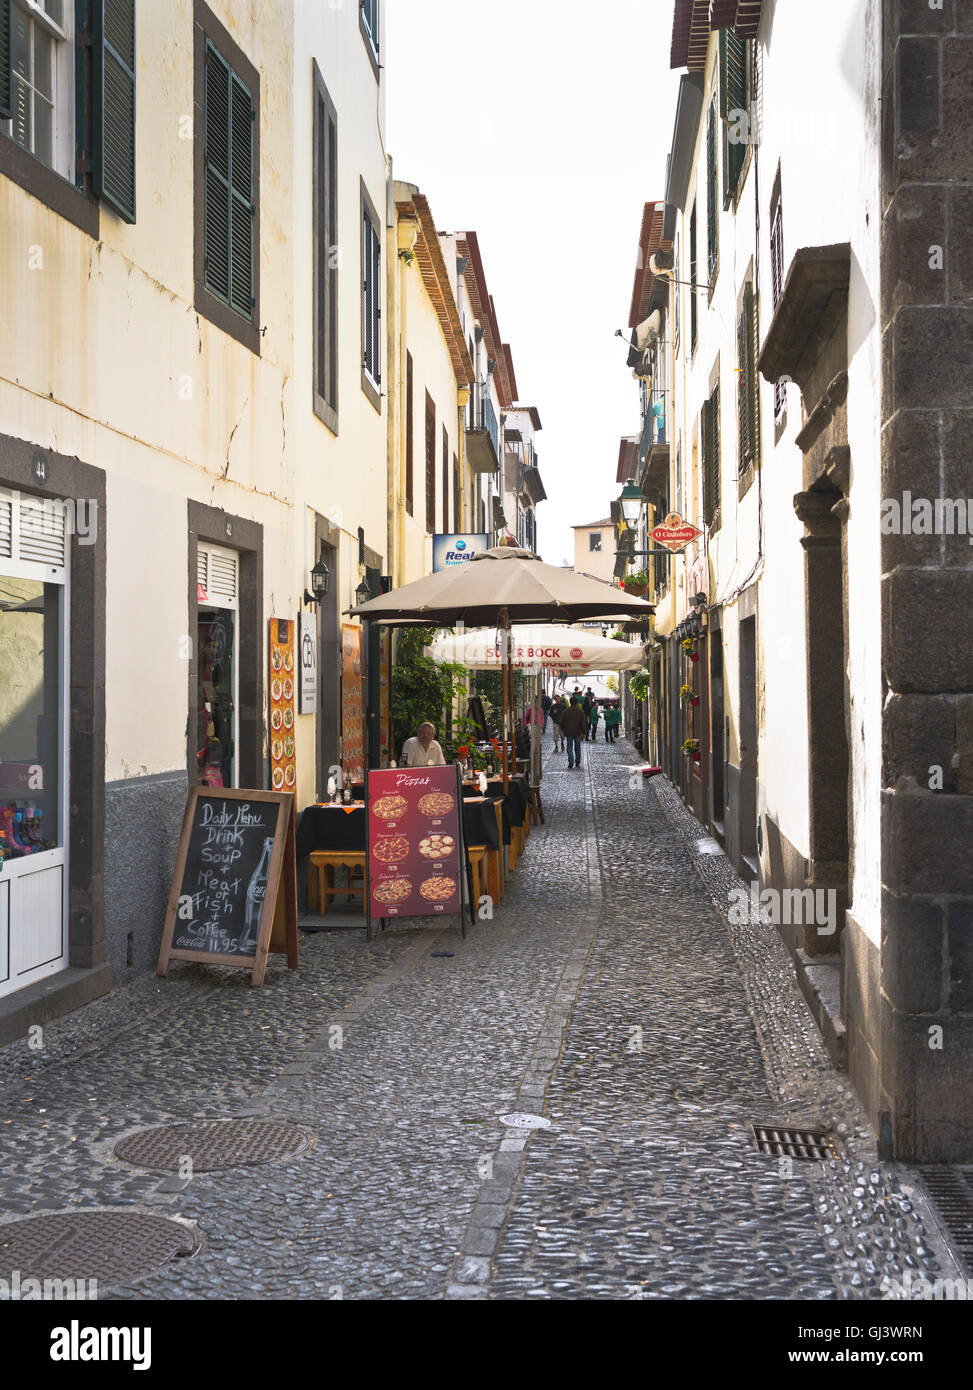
<box><xmin>269</xmin><ymin>618</ymin><xmax>297</xmax><ymax>792</ymax></box>
<box><xmin>157</xmin><ymin>788</ymin><xmax>298</xmax><ymax>986</ymax></box>
<box><xmin>299</xmin><ymin>611</ymin><xmax>317</xmax><ymax>715</ymax></box>
<box><xmin>365</xmin><ymin>765</ymin><xmax>472</xmax><ymax>941</ymax></box>
<box><xmin>649</xmin><ymin>512</ymin><xmax>702</xmax><ymax>553</ymax></box>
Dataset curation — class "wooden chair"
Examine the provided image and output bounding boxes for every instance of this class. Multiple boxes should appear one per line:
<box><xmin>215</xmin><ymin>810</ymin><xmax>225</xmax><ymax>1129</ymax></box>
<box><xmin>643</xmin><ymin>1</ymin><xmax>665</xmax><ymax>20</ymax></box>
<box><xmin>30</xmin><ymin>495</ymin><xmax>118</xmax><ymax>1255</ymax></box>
<box><xmin>309</xmin><ymin>851</ymin><xmax>366</xmax><ymax>914</ymax></box>
<box><xmin>529</xmin><ymin>786</ymin><xmax>545</xmax><ymax>825</ymax></box>
<box><xmin>490</xmin><ymin>801</ymin><xmax>505</xmax><ymax>901</ymax></box>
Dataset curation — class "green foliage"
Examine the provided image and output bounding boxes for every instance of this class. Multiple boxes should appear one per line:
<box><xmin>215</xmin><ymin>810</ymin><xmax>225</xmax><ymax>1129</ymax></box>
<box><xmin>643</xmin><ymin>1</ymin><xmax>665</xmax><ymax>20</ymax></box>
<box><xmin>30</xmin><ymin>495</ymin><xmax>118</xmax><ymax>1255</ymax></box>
<box><xmin>605</xmin><ymin>674</ymin><xmax>618</xmax><ymax>693</ymax></box>
<box><xmin>391</xmin><ymin>627</ymin><xmax>467</xmax><ymax>759</ymax></box>
<box><xmin>629</xmin><ymin>668</ymin><xmax>651</xmax><ymax>702</ymax></box>
<box><xmin>625</xmin><ymin>568</ymin><xmax>651</xmax><ymax>589</ymax></box>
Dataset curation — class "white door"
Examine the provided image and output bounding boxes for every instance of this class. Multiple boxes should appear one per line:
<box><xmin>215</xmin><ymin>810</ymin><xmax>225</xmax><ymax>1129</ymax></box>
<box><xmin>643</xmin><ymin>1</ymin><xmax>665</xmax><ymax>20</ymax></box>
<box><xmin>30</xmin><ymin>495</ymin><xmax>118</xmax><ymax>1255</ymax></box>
<box><xmin>0</xmin><ymin>489</ymin><xmax>69</xmax><ymax>999</ymax></box>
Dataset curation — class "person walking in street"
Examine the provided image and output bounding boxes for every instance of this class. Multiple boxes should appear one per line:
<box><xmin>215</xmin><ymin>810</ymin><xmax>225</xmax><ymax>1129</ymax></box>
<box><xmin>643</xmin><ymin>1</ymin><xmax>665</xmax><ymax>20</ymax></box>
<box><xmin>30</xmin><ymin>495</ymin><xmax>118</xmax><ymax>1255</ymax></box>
<box><xmin>589</xmin><ymin>700</ymin><xmax>601</xmax><ymax>743</ymax></box>
<box><xmin>550</xmin><ymin>694</ymin><xmax>565</xmax><ymax>752</ymax></box>
<box><xmin>581</xmin><ymin>692</ymin><xmax>593</xmax><ymax>741</ymax></box>
<box><xmin>540</xmin><ymin>691</ymin><xmax>552</xmax><ymax>733</ymax></box>
<box><xmin>604</xmin><ymin>703</ymin><xmax>621</xmax><ymax>743</ymax></box>
<box><xmin>559</xmin><ymin>695</ymin><xmax>587</xmax><ymax>769</ymax></box>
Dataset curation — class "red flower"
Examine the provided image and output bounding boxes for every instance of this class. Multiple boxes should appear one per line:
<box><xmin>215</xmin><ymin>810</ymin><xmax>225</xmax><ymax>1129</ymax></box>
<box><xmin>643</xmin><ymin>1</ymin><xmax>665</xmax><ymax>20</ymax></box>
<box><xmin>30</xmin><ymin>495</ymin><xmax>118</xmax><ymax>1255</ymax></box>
<box><xmin>457</xmin><ymin>745</ymin><xmax>470</xmax><ymax>758</ymax></box>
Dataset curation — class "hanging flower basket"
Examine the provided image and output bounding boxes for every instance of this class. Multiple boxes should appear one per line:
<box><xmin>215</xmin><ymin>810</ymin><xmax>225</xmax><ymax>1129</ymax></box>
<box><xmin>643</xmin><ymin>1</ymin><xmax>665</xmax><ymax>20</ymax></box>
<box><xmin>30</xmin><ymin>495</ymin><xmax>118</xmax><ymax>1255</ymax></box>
<box><xmin>681</xmin><ymin>738</ymin><xmax>700</xmax><ymax>758</ymax></box>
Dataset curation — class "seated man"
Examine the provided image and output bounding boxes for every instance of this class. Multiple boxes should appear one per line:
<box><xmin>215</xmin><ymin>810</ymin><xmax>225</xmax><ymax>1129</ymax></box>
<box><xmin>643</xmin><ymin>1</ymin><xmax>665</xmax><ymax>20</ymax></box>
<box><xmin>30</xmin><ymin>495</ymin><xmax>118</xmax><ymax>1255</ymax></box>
<box><xmin>401</xmin><ymin>721</ymin><xmax>447</xmax><ymax>767</ymax></box>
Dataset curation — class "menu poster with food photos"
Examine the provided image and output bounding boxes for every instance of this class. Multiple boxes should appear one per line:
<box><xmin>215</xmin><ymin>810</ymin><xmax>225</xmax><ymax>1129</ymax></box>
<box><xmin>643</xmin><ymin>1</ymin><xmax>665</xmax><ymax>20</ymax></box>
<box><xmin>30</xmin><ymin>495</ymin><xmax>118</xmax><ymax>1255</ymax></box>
<box><xmin>365</xmin><ymin>765</ymin><xmax>467</xmax><ymax>936</ymax></box>
<box><xmin>341</xmin><ymin>624</ymin><xmax>365</xmax><ymax>786</ymax></box>
<box><xmin>268</xmin><ymin>618</ymin><xmax>297</xmax><ymax>795</ymax></box>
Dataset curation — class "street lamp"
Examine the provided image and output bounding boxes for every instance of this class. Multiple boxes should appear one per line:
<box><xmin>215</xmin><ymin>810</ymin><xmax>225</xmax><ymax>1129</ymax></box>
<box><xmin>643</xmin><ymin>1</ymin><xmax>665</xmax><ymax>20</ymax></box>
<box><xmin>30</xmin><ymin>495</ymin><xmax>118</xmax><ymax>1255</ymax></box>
<box><xmin>355</xmin><ymin>576</ymin><xmax>372</xmax><ymax>609</ymax></box>
<box><xmin>618</xmin><ymin>480</ymin><xmax>643</xmax><ymax>531</ymax></box>
<box><xmin>303</xmin><ymin>558</ymin><xmax>330</xmax><ymax>607</ymax></box>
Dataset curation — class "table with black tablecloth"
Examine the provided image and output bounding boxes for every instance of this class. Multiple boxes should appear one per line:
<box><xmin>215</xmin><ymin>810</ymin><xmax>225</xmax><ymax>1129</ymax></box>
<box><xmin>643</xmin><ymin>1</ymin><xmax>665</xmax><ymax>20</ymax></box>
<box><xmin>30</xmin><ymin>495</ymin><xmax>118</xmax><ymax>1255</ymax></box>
<box><xmin>460</xmin><ymin>777</ymin><xmax>528</xmax><ymax>846</ymax></box>
<box><xmin>297</xmin><ymin>799</ymin><xmax>499</xmax><ymax>857</ymax></box>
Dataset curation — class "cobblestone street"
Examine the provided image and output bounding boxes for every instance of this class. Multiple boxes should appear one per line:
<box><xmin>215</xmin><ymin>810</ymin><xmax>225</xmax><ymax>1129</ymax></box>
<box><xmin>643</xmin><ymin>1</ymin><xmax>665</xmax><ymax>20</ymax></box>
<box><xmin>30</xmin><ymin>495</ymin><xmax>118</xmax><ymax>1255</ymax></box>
<box><xmin>0</xmin><ymin>738</ymin><xmax>964</xmax><ymax>1301</ymax></box>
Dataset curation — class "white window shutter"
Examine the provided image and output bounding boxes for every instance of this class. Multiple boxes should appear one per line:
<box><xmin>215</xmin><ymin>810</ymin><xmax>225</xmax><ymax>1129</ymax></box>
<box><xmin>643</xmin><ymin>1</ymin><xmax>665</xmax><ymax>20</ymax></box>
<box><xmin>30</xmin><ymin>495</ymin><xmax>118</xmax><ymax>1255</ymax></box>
<box><xmin>198</xmin><ymin>542</ymin><xmax>238</xmax><ymax>607</ymax></box>
<box><xmin>18</xmin><ymin>495</ymin><xmax>67</xmax><ymax>568</ymax></box>
<box><xmin>0</xmin><ymin>494</ymin><xmax>11</xmax><ymax>560</ymax></box>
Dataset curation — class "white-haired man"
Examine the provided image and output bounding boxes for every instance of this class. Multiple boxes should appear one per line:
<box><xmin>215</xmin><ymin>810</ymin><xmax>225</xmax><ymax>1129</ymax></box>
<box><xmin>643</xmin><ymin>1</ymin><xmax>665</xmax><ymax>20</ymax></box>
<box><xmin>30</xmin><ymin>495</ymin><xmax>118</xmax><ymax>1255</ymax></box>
<box><xmin>401</xmin><ymin>721</ymin><xmax>446</xmax><ymax>767</ymax></box>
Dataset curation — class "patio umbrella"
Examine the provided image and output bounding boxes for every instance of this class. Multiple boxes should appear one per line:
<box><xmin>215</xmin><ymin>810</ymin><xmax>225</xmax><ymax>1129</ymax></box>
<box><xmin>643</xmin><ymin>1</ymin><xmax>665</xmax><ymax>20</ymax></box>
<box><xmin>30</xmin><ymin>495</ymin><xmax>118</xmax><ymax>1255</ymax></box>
<box><xmin>349</xmin><ymin>546</ymin><xmax>654</xmax><ymax>787</ymax></box>
<box><xmin>423</xmin><ymin>625</ymin><xmax>647</xmax><ymax>672</ymax></box>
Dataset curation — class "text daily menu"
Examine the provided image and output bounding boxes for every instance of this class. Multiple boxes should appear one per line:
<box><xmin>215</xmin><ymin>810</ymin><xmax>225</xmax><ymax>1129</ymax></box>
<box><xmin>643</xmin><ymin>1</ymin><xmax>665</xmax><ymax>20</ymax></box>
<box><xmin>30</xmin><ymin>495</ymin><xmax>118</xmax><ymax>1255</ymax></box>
<box><xmin>366</xmin><ymin>766</ymin><xmax>463</xmax><ymax>920</ymax></box>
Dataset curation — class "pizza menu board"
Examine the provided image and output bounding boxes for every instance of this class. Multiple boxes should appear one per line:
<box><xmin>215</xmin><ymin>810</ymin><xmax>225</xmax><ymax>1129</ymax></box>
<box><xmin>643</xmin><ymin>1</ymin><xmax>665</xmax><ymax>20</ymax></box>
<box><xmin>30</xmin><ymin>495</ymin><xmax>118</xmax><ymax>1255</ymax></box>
<box><xmin>367</xmin><ymin>766</ymin><xmax>463</xmax><ymax>920</ymax></box>
<box><xmin>269</xmin><ymin>618</ymin><xmax>297</xmax><ymax>793</ymax></box>
<box><xmin>341</xmin><ymin>624</ymin><xmax>365</xmax><ymax>786</ymax></box>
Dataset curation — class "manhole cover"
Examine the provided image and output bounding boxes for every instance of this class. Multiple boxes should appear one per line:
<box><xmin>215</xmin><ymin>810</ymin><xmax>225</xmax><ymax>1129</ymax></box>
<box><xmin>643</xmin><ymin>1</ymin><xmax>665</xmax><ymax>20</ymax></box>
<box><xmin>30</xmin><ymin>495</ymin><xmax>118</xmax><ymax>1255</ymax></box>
<box><xmin>115</xmin><ymin>1119</ymin><xmax>310</xmax><ymax>1172</ymax></box>
<box><xmin>752</xmin><ymin>1124</ymin><xmax>835</xmax><ymax>1160</ymax></box>
<box><xmin>499</xmin><ymin>1112</ymin><xmax>551</xmax><ymax>1130</ymax></box>
<box><xmin>0</xmin><ymin>1211</ymin><xmax>198</xmax><ymax>1292</ymax></box>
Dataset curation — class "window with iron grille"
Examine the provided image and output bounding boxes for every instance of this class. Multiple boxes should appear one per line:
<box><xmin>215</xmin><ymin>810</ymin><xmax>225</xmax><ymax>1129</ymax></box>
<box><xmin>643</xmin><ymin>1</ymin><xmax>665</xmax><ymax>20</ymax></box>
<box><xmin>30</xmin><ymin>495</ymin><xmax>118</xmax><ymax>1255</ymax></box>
<box><xmin>425</xmin><ymin>391</ymin><xmax>436</xmax><ymax>534</ymax></box>
<box><xmin>589</xmin><ymin>532</ymin><xmax>602</xmax><ymax>552</ymax></box>
<box><xmin>720</xmin><ymin>28</ymin><xmax>749</xmax><ymax>206</ymax></box>
<box><xmin>702</xmin><ymin>382</ymin><xmax>721</xmax><ymax>527</ymax></box>
<box><xmin>203</xmin><ymin>40</ymin><xmax>254</xmax><ymax>323</ymax></box>
<box><xmin>770</xmin><ymin>189</ymin><xmax>786</xmax><ymax>421</ymax></box>
<box><xmin>313</xmin><ymin>62</ymin><xmax>338</xmax><ymax>431</ymax></box>
<box><xmin>737</xmin><ymin>283</ymin><xmax>759</xmax><ymax>474</ymax></box>
<box><xmin>706</xmin><ymin>97</ymin><xmax>718</xmax><ymax>282</ymax></box>
<box><xmin>405</xmin><ymin>351</ymin><xmax>414</xmax><ymax>516</ymax></box>
<box><xmin>361</xmin><ymin>181</ymin><xmax>381</xmax><ymax>403</ymax></box>
<box><xmin>689</xmin><ymin>203</ymin><xmax>698</xmax><ymax>352</ymax></box>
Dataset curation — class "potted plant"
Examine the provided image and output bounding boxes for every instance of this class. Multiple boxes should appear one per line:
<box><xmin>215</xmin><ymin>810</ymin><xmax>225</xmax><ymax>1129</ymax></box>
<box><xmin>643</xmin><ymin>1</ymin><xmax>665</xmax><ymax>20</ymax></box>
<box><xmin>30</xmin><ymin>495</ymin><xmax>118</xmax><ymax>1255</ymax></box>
<box><xmin>679</xmin><ymin>683</ymin><xmax>700</xmax><ymax>708</ymax></box>
<box><xmin>629</xmin><ymin>669</ymin><xmax>650</xmax><ymax>702</ymax></box>
<box><xmin>623</xmin><ymin>568</ymin><xmax>650</xmax><ymax>597</ymax></box>
<box><xmin>681</xmin><ymin>636</ymin><xmax>699</xmax><ymax>663</ymax></box>
<box><xmin>681</xmin><ymin>737</ymin><xmax>701</xmax><ymax>761</ymax></box>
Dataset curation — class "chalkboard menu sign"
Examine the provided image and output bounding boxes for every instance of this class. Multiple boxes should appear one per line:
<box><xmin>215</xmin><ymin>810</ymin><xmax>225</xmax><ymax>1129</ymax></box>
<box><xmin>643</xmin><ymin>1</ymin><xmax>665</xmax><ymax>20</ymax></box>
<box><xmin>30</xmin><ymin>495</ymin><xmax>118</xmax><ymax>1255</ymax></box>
<box><xmin>365</xmin><ymin>765</ymin><xmax>470</xmax><ymax>941</ymax></box>
<box><xmin>157</xmin><ymin>788</ymin><xmax>298</xmax><ymax>986</ymax></box>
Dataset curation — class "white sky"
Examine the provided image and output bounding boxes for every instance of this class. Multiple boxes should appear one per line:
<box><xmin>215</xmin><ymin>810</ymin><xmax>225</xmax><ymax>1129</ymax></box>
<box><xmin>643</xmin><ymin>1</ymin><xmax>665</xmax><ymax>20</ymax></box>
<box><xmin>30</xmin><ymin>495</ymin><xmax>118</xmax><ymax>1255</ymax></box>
<box><xmin>386</xmin><ymin>0</ymin><xmax>681</xmax><ymax>566</ymax></box>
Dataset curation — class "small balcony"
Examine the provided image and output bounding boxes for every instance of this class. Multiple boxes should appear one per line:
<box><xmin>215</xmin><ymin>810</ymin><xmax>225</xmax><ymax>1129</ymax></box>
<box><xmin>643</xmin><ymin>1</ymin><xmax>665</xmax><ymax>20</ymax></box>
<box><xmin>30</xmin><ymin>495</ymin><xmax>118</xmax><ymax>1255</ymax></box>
<box><xmin>467</xmin><ymin>385</ymin><xmax>501</xmax><ymax>474</ymax></box>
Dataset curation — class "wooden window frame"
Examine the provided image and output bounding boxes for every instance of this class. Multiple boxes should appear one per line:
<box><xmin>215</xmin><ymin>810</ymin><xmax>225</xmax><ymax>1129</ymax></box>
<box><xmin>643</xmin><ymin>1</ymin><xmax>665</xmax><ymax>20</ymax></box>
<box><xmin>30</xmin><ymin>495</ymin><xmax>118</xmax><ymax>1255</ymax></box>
<box><xmin>405</xmin><ymin>350</ymin><xmax>414</xmax><ymax>517</ymax></box>
<box><xmin>425</xmin><ymin>390</ymin><xmax>436</xmax><ymax>534</ymax></box>
<box><xmin>193</xmin><ymin>0</ymin><xmax>260</xmax><ymax>356</ymax></box>
<box><xmin>441</xmin><ymin>423</ymin><xmax>449</xmax><ymax>535</ymax></box>
<box><xmin>312</xmin><ymin>60</ymin><xmax>338</xmax><ymax>434</ymax></box>
<box><xmin>360</xmin><ymin>176</ymin><xmax>381</xmax><ymax>411</ymax></box>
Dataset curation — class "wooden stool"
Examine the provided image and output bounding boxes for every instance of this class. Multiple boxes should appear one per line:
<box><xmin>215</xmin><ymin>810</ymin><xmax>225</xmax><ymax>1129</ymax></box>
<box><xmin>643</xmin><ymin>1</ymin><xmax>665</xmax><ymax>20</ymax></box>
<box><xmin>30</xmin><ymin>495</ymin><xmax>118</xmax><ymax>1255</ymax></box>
<box><xmin>467</xmin><ymin>845</ymin><xmax>487</xmax><ymax>905</ymax></box>
<box><xmin>529</xmin><ymin>786</ymin><xmax>545</xmax><ymax>825</ymax></box>
<box><xmin>309</xmin><ymin>851</ymin><xmax>366</xmax><ymax>913</ymax></box>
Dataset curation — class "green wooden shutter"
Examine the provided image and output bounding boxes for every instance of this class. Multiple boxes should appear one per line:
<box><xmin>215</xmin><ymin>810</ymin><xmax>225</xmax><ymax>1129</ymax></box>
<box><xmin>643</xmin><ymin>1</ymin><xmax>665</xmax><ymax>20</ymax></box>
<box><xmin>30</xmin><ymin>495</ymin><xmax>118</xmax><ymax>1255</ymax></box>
<box><xmin>706</xmin><ymin>99</ymin><xmax>718</xmax><ymax>279</ymax></box>
<box><xmin>204</xmin><ymin>45</ymin><xmax>254</xmax><ymax>319</ymax></box>
<box><xmin>0</xmin><ymin>0</ymin><xmax>11</xmax><ymax>122</ymax></box>
<box><xmin>701</xmin><ymin>396</ymin><xmax>713</xmax><ymax>524</ymax></box>
<box><xmin>711</xmin><ymin>382</ymin><xmax>721</xmax><ymax>520</ymax></box>
<box><xmin>747</xmin><ymin>285</ymin><xmax>760</xmax><ymax>467</ymax></box>
<box><xmin>720</xmin><ymin>30</ymin><xmax>748</xmax><ymax>203</ymax></box>
<box><xmin>93</xmin><ymin>0</ymin><xmax>136</xmax><ymax>222</ymax></box>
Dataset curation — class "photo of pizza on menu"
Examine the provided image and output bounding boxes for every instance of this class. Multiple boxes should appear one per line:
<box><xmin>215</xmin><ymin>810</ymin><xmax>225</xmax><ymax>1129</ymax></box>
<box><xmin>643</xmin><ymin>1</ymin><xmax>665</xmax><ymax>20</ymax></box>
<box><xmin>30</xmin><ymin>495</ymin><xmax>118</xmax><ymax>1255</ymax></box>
<box><xmin>366</xmin><ymin>765</ymin><xmax>464</xmax><ymax>922</ymax></box>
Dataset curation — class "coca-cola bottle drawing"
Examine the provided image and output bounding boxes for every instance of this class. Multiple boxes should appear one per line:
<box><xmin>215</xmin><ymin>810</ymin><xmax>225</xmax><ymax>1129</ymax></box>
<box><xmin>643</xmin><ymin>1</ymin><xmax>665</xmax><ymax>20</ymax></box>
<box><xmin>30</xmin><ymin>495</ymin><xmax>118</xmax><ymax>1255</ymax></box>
<box><xmin>240</xmin><ymin>837</ymin><xmax>274</xmax><ymax>952</ymax></box>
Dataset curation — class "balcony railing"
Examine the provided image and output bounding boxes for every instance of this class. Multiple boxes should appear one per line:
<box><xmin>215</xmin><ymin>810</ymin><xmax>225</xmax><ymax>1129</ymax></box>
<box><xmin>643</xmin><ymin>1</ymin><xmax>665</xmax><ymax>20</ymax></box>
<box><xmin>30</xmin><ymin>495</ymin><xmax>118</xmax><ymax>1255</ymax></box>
<box><xmin>467</xmin><ymin>384</ymin><xmax>501</xmax><ymax>474</ymax></box>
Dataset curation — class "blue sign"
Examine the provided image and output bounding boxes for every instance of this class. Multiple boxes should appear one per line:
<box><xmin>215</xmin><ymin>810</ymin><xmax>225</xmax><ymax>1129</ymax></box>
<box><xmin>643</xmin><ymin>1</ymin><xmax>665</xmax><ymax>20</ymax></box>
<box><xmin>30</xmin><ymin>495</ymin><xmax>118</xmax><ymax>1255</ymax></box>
<box><xmin>433</xmin><ymin>533</ymin><xmax>491</xmax><ymax>572</ymax></box>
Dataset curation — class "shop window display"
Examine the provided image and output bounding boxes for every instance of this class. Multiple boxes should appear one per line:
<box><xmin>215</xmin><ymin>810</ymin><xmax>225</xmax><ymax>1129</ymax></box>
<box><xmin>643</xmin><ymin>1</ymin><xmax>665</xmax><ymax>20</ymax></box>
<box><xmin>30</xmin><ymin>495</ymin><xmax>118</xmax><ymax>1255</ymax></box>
<box><xmin>0</xmin><ymin>576</ymin><xmax>61</xmax><ymax>866</ymax></box>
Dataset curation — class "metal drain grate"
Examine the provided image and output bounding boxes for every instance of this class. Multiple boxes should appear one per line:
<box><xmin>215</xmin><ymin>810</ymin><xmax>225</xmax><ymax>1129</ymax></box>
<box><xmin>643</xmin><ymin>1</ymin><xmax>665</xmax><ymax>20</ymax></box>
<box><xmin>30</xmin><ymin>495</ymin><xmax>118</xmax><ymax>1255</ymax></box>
<box><xmin>115</xmin><ymin>1119</ymin><xmax>310</xmax><ymax>1172</ymax></box>
<box><xmin>0</xmin><ymin>1211</ymin><xmax>198</xmax><ymax>1290</ymax></box>
<box><xmin>918</xmin><ymin>1167</ymin><xmax>973</xmax><ymax>1270</ymax></box>
<box><xmin>752</xmin><ymin>1123</ymin><xmax>835</xmax><ymax>1160</ymax></box>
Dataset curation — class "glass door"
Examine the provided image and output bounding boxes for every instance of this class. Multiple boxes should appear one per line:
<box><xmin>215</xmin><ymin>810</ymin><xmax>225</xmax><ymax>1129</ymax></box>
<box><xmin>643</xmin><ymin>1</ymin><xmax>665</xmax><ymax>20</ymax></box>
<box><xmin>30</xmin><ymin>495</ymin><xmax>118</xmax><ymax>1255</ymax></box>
<box><xmin>197</xmin><ymin>606</ymin><xmax>237</xmax><ymax>788</ymax></box>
